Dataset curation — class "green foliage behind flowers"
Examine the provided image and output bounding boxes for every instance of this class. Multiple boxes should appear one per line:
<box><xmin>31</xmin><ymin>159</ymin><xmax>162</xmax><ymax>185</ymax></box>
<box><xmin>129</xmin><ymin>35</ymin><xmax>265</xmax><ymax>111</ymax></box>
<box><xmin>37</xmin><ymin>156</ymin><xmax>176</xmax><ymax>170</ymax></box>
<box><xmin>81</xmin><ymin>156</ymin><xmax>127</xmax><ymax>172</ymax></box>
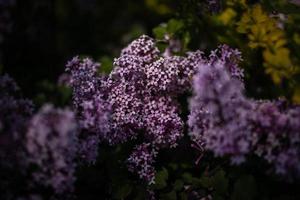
<box><xmin>153</xmin><ymin>0</ymin><xmax>300</xmax><ymax>103</ymax></box>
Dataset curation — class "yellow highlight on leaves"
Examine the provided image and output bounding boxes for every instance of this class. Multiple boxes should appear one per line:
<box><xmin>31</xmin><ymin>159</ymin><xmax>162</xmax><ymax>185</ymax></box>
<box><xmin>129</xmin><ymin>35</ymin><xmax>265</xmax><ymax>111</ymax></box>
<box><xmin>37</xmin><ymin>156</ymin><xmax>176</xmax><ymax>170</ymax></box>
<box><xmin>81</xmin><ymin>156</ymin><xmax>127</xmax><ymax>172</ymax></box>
<box><xmin>237</xmin><ymin>4</ymin><xmax>295</xmax><ymax>84</ymax></box>
<box><xmin>145</xmin><ymin>0</ymin><xmax>171</xmax><ymax>15</ymax></box>
<box><xmin>218</xmin><ymin>8</ymin><xmax>237</xmax><ymax>25</ymax></box>
<box><xmin>293</xmin><ymin>88</ymin><xmax>300</xmax><ymax>104</ymax></box>
<box><xmin>263</xmin><ymin>48</ymin><xmax>295</xmax><ymax>84</ymax></box>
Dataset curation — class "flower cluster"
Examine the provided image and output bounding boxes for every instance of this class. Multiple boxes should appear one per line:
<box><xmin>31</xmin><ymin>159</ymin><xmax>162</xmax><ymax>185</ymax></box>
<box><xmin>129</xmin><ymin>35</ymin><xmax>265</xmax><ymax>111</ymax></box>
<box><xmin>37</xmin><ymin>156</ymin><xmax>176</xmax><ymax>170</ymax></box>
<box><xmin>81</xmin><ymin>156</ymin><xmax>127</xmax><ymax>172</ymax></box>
<box><xmin>26</xmin><ymin>104</ymin><xmax>78</xmax><ymax>195</ymax></box>
<box><xmin>188</xmin><ymin>45</ymin><xmax>244</xmax><ymax>147</ymax></box>
<box><xmin>128</xmin><ymin>143</ymin><xmax>158</xmax><ymax>184</ymax></box>
<box><xmin>189</xmin><ymin>49</ymin><xmax>300</xmax><ymax>178</ymax></box>
<box><xmin>105</xmin><ymin>35</ymin><xmax>210</xmax><ymax>182</ymax></box>
<box><xmin>252</xmin><ymin>101</ymin><xmax>300</xmax><ymax>177</ymax></box>
<box><xmin>66</xmin><ymin>57</ymin><xmax>111</xmax><ymax>164</ymax></box>
<box><xmin>66</xmin><ymin>35</ymin><xmax>209</xmax><ymax>183</ymax></box>
<box><xmin>189</xmin><ymin>60</ymin><xmax>253</xmax><ymax>164</ymax></box>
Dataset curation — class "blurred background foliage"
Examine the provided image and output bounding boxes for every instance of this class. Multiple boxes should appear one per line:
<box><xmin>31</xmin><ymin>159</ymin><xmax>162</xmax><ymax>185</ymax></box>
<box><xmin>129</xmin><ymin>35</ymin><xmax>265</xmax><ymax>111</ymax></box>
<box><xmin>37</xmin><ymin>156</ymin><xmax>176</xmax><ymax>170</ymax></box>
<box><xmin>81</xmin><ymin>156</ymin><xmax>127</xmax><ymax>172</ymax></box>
<box><xmin>151</xmin><ymin>0</ymin><xmax>300</xmax><ymax>103</ymax></box>
<box><xmin>1</xmin><ymin>0</ymin><xmax>300</xmax><ymax>199</ymax></box>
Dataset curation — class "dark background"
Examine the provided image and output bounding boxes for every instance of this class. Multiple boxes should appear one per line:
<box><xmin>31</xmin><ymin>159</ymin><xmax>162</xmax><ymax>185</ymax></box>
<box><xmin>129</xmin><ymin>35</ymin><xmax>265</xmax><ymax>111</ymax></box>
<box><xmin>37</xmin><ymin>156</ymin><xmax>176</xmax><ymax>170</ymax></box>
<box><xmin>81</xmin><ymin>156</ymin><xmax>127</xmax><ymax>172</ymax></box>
<box><xmin>0</xmin><ymin>0</ymin><xmax>174</xmax><ymax>97</ymax></box>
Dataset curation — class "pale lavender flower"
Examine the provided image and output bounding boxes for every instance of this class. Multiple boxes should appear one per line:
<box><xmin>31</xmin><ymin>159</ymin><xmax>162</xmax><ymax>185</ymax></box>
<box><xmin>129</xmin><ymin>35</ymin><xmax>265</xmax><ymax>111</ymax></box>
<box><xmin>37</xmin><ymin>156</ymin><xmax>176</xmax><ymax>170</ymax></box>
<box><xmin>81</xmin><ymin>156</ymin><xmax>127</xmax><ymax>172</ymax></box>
<box><xmin>252</xmin><ymin>101</ymin><xmax>300</xmax><ymax>178</ymax></box>
<box><xmin>209</xmin><ymin>44</ymin><xmax>243</xmax><ymax>80</ymax></box>
<box><xmin>189</xmin><ymin>48</ymin><xmax>300</xmax><ymax>178</ymax></box>
<box><xmin>189</xmin><ymin>60</ymin><xmax>252</xmax><ymax>164</ymax></box>
<box><xmin>26</xmin><ymin>104</ymin><xmax>78</xmax><ymax>195</ymax></box>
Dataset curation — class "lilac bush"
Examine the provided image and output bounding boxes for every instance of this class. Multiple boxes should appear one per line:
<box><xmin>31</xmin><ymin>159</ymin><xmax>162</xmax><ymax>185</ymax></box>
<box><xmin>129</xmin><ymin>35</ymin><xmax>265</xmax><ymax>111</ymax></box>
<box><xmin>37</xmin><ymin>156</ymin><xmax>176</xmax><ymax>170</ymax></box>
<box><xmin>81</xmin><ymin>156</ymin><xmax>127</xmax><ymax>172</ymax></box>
<box><xmin>0</xmin><ymin>33</ymin><xmax>299</xmax><ymax>199</ymax></box>
<box><xmin>64</xmin><ymin>34</ymin><xmax>300</xmax><ymax>187</ymax></box>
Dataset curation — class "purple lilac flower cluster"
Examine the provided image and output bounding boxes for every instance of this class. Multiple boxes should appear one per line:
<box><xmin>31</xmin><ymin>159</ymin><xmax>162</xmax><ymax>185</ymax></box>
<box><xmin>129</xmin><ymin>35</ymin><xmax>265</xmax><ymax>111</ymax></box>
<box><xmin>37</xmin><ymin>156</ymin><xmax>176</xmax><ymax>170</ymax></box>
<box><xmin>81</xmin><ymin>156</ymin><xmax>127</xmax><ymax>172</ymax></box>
<box><xmin>66</xmin><ymin>57</ymin><xmax>111</xmax><ymax>164</ymax></box>
<box><xmin>127</xmin><ymin>143</ymin><xmax>158</xmax><ymax>184</ymax></box>
<box><xmin>26</xmin><ymin>104</ymin><xmax>78</xmax><ymax>195</ymax></box>
<box><xmin>0</xmin><ymin>75</ymin><xmax>86</xmax><ymax>198</ymax></box>
<box><xmin>252</xmin><ymin>101</ymin><xmax>300</xmax><ymax>177</ymax></box>
<box><xmin>189</xmin><ymin>48</ymin><xmax>300</xmax><ymax>178</ymax></box>
<box><xmin>66</xmin><ymin>35</ymin><xmax>209</xmax><ymax>183</ymax></box>
<box><xmin>188</xmin><ymin>60</ymin><xmax>252</xmax><ymax>164</ymax></box>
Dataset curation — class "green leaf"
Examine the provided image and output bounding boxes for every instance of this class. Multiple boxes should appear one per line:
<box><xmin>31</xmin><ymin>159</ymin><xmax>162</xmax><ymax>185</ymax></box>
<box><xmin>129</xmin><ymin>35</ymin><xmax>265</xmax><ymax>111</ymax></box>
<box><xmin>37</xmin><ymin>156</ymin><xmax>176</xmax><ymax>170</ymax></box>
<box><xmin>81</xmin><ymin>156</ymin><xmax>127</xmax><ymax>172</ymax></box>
<box><xmin>182</xmin><ymin>31</ymin><xmax>191</xmax><ymax>50</ymax></box>
<box><xmin>168</xmin><ymin>163</ymin><xmax>178</xmax><ymax>170</ymax></box>
<box><xmin>100</xmin><ymin>56</ymin><xmax>113</xmax><ymax>73</ymax></box>
<box><xmin>113</xmin><ymin>184</ymin><xmax>132</xmax><ymax>199</ymax></box>
<box><xmin>231</xmin><ymin>175</ymin><xmax>257</xmax><ymax>200</ymax></box>
<box><xmin>153</xmin><ymin>25</ymin><xmax>167</xmax><ymax>40</ymax></box>
<box><xmin>57</xmin><ymin>86</ymin><xmax>72</xmax><ymax>104</ymax></box>
<box><xmin>153</xmin><ymin>167</ymin><xmax>169</xmax><ymax>190</ymax></box>
<box><xmin>182</xmin><ymin>172</ymin><xmax>193</xmax><ymax>184</ymax></box>
<box><xmin>212</xmin><ymin>192</ymin><xmax>224</xmax><ymax>200</ymax></box>
<box><xmin>173</xmin><ymin>180</ymin><xmax>184</xmax><ymax>191</ymax></box>
<box><xmin>156</xmin><ymin>42</ymin><xmax>168</xmax><ymax>52</ymax></box>
<box><xmin>182</xmin><ymin>173</ymin><xmax>202</xmax><ymax>187</ymax></box>
<box><xmin>167</xmin><ymin>19</ymin><xmax>184</xmax><ymax>34</ymax></box>
<box><xmin>179</xmin><ymin>192</ymin><xmax>188</xmax><ymax>200</ymax></box>
<box><xmin>211</xmin><ymin>170</ymin><xmax>228</xmax><ymax>195</ymax></box>
<box><xmin>160</xmin><ymin>190</ymin><xmax>177</xmax><ymax>200</ymax></box>
<box><xmin>199</xmin><ymin>176</ymin><xmax>212</xmax><ymax>188</ymax></box>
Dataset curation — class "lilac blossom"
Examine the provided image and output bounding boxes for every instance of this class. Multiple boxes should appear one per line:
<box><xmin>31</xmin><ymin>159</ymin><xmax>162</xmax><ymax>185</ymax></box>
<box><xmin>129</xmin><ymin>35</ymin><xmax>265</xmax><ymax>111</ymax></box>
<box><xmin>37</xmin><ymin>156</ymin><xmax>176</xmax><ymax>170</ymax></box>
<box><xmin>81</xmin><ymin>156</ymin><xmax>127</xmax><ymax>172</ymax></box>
<box><xmin>26</xmin><ymin>104</ymin><xmax>78</xmax><ymax>195</ymax></box>
<box><xmin>76</xmin><ymin>133</ymin><xmax>100</xmax><ymax>165</ymax></box>
<box><xmin>189</xmin><ymin>48</ymin><xmax>300</xmax><ymax>178</ymax></box>
<box><xmin>65</xmin><ymin>56</ymin><xmax>101</xmax><ymax>109</ymax></box>
<box><xmin>127</xmin><ymin>143</ymin><xmax>158</xmax><ymax>184</ymax></box>
<box><xmin>189</xmin><ymin>60</ymin><xmax>252</xmax><ymax>164</ymax></box>
<box><xmin>66</xmin><ymin>57</ymin><xmax>111</xmax><ymax>164</ymax></box>
<box><xmin>66</xmin><ymin>35</ymin><xmax>208</xmax><ymax>183</ymax></box>
<box><xmin>121</xmin><ymin>34</ymin><xmax>160</xmax><ymax>63</ymax></box>
<box><xmin>144</xmin><ymin>96</ymin><xmax>183</xmax><ymax>147</ymax></box>
<box><xmin>104</xmin><ymin>35</ymin><xmax>199</xmax><ymax>181</ymax></box>
<box><xmin>208</xmin><ymin>44</ymin><xmax>244</xmax><ymax>80</ymax></box>
<box><xmin>252</xmin><ymin>101</ymin><xmax>300</xmax><ymax>177</ymax></box>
